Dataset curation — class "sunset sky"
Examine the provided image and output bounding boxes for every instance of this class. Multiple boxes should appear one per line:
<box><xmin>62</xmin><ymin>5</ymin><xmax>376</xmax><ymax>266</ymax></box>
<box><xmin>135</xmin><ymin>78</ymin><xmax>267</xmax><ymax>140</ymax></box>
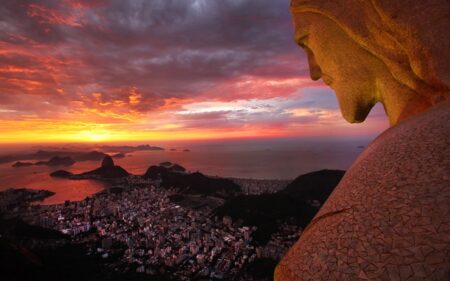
<box><xmin>0</xmin><ymin>0</ymin><xmax>388</xmax><ymax>143</ymax></box>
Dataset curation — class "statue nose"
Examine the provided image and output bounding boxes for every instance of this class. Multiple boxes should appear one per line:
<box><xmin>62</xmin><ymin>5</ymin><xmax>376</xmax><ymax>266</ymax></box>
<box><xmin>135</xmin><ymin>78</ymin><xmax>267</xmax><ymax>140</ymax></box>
<box><xmin>306</xmin><ymin>49</ymin><xmax>322</xmax><ymax>80</ymax></box>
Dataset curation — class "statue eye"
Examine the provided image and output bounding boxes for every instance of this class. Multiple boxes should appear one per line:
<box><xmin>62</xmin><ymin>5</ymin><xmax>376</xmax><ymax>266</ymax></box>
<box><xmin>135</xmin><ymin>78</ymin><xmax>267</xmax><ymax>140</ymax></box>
<box><xmin>299</xmin><ymin>42</ymin><xmax>310</xmax><ymax>51</ymax></box>
<box><xmin>296</xmin><ymin>34</ymin><xmax>309</xmax><ymax>49</ymax></box>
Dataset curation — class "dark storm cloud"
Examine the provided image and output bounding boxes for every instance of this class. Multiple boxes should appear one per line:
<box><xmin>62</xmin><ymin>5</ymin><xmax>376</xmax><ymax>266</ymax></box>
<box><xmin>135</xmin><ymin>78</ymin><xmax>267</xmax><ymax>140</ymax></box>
<box><xmin>0</xmin><ymin>0</ymin><xmax>312</xmax><ymax>121</ymax></box>
<box><xmin>96</xmin><ymin>0</ymin><xmax>294</xmax><ymax>51</ymax></box>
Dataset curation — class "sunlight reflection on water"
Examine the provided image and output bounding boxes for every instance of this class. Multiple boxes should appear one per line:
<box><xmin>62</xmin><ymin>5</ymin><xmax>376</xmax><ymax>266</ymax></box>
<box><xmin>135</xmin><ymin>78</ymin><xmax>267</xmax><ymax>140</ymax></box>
<box><xmin>0</xmin><ymin>138</ymin><xmax>371</xmax><ymax>204</ymax></box>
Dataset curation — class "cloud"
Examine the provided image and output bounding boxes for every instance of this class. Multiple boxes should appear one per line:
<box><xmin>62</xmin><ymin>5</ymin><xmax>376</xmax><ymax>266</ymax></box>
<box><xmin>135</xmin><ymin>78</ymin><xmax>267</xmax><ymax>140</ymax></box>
<box><xmin>0</xmin><ymin>0</ymin><xmax>304</xmax><ymax>111</ymax></box>
<box><xmin>0</xmin><ymin>0</ymin><xmax>388</xmax><ymax>141</ymax></box>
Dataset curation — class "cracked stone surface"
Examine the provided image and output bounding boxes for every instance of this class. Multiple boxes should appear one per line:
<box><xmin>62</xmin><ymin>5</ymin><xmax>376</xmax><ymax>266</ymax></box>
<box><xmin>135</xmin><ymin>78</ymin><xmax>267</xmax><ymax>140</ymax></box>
<box><xmin>275</xmin><ymin>102</ymin><xmax>450</xmax><ymax>280</ymax></box>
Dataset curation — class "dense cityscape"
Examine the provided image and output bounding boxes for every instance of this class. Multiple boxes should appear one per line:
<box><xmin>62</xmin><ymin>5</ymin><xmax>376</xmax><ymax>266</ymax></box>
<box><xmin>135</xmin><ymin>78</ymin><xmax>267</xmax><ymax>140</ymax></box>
<box><xmin>1</xmin><ymin>172</ymin><xmax>303</xmax><ymax>280</ymax></box>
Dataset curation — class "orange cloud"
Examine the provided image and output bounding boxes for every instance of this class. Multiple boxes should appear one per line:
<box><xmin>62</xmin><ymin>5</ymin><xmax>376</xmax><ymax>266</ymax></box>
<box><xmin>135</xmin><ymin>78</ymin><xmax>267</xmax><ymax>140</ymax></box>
<box><xmin>67</xmin><ymin>88</ymin><xmax>169</xmax><ymax>122</ymax></box>
<box><xmin>128</xmin><ymin>87</ymin><xmax>141</xmax><ymax>105</ymax></box>
<box><xmin>26</xmin><ymin>4</ymin><xmax>83</xmax><ymax>27</ymax></box>
<box><xmin>199</xmin><ymin>75</ymin><xmax>319</xmax><ymax>101</ymax></box>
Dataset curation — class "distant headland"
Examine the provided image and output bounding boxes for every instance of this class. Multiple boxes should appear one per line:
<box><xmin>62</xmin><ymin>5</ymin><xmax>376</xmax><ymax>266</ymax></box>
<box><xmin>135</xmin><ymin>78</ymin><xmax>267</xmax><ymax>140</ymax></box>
<box><xmin>0</xmin><ymin>144</ymin><xmax>165</xmax><ymax>165</ymax></box>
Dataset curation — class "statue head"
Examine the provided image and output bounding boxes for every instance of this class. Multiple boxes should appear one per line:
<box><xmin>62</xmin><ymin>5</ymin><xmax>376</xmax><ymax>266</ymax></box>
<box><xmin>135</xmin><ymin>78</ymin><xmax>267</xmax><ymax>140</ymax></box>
<box><xmin>290</xmin><ymin>0</ymin><xmax>450</xmax><ymax>125</ymax></box>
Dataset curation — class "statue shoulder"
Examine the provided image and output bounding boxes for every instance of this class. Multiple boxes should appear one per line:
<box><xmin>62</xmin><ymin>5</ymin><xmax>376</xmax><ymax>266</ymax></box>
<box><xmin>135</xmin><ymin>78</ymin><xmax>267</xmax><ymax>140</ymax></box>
<box><xmin>276</xmin><ymin>102</ymin><xmax>450</xmax><ymax>280</ymax></box>
<box><xmin>318</xmin><ymin>101</ymin><xmax>450</xmax><ymax>215</ymax></box>
<box><xmin>360</xmin><ymin>100</ymin><xmax>448</xmax><ymax>165</ymax></box>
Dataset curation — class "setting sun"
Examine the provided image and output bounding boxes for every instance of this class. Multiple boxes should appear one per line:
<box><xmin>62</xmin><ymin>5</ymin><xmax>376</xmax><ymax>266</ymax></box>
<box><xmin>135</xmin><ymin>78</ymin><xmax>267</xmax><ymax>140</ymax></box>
<box><xmin>78</xmin><ymin>130</ymin><xmax>111</xmax><ymax>142</ymax></box>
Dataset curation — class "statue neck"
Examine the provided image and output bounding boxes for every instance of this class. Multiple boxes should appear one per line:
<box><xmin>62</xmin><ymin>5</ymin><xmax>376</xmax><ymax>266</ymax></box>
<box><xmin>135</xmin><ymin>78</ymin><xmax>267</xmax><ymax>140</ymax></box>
<box><xmin>377</xmin><ymin>79</ymin><xmax>432</xmax><ymax>126</ymax></box>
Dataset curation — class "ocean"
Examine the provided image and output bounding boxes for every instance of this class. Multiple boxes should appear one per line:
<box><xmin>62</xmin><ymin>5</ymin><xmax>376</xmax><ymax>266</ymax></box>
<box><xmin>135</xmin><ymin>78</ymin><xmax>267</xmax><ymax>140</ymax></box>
<box><xmin>0</xmin><ymin>137</ymin><xmax>373</xmax><ymax>205</ymax></box>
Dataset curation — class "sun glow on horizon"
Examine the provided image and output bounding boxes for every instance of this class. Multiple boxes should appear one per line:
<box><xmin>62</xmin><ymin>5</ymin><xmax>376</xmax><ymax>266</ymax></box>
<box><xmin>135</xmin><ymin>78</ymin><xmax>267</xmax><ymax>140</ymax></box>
<box><xmin>0</xmin><ymin>116</ymin><xmax>388</xmax><ymax>144</ymax></box>
<box><xmin>77</xmin><ymin>130</ymin><xmax>112</xmax><ymax>142</ymax></box>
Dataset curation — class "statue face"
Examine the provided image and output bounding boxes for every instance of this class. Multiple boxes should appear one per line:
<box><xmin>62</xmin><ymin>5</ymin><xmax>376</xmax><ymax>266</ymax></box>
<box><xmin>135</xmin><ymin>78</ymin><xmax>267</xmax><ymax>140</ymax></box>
<box><xmin>292</xmin><ymin>13</ymin><xmax>382</xmax><ymax>123</ymax></box>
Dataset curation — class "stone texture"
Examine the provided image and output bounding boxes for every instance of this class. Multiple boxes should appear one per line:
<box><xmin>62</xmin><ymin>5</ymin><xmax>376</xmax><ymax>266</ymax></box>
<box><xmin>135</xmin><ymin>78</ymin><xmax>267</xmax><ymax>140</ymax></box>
<box><xmin>275</xmin><ymin>0</ymin><xmax>450</xmax><ymax>280</ymax></box>
<box><xmin>275</xmin><ymin>102</ymin><xmax>450</xmax><ymax>280</ymax></box>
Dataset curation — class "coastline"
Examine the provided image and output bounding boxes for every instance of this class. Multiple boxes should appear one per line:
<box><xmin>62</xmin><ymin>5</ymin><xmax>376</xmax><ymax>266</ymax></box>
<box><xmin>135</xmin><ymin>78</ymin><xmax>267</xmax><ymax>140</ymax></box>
<box><xmin>0</xmin><ymin>167</ymin><xmax>343</xmax><ymax>281</ymax></box>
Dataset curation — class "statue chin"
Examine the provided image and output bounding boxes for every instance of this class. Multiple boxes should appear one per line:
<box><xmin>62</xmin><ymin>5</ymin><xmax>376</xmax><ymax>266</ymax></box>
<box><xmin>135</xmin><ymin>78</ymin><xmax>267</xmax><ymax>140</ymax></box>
<box><xmin>339</xmin><ymin>104</ymin><xmax>371</xmax><ymax>124</ymax></box>
<box><xmin>342</xmin><ymin>113</ymin><xmax>365</xmax><ymax>124</ymax></box>
<box><xmin>334</xmin><ymin>90</ymin><xmax>375</xmax><ymax>124</ymax></box>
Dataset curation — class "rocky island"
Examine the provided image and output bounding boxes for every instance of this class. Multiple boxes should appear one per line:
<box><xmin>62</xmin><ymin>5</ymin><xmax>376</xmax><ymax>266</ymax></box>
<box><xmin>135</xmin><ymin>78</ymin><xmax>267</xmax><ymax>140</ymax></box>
<box><xmin>12</xmin><ymin>156</ymin><xmax>76</xmax><ymax>168</ymax></box>
<box><xmin>3</xmin><ymin>150</ymin><xmax>107</xmax><ymax>165</ymax></box>
<box><xmin>52</xmin><ymin>155</ymin><xmax>130</xmax><ymax>180</ymax></box>
<box><xmin>77</xmin><ymin>155</ymin><xmax>130</xmax><ymax>179</ymax></box>
<box><xmin>49</xmin><ymin>170</ymin><xmax>74</xmax><ymax>178</ymax></box>
<box><xmin>37</xmin><ymin>156</ymin><xmax>76</xmax><ymax>166</ymax></box>
<box><xmin>12</xmin><ymin>161</ymin><xmax>34</xmax><ymax>167</ymax></box>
